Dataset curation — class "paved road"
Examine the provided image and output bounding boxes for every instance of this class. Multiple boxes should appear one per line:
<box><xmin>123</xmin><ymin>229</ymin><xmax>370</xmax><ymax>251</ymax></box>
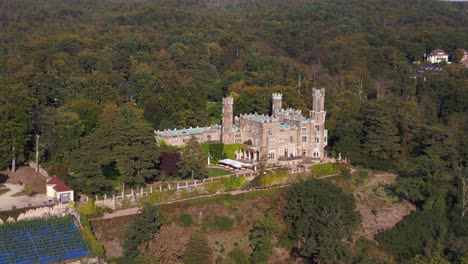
<box><xmin>0</xmin><ymin>183</ymin><xmax>50</xmax><ymax>211</ymax></box>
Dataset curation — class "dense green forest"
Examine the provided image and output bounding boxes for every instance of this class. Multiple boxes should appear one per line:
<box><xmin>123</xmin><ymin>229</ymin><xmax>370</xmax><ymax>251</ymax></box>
<box><xmin>0</xmin><ymin>0</ymin><xmax>467</xmax><ymax>262</ymax></box>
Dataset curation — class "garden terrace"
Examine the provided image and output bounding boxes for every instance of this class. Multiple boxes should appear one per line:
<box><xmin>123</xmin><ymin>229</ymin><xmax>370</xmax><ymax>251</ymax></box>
<box><xmin>0</xmin><ymin>216</ymin><xmax>89</xmax><ymax>263</ymax></box>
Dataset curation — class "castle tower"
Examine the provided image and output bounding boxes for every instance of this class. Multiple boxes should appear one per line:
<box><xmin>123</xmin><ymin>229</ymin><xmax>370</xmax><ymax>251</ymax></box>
<box><xmin>310</xmin><ymin>88</ymin><xmax>325</xmax><ymax>123</ymax></box>
<box><xmin>272</xmin><ymin>93</ymin><xmax>282</xmax><ymax>117</ymax></box>
<box><xmin>310</xmin><ymin>88</ymin><xmax>327</xmax><ymax>161</ymax></box>
<box><xmin>222</xmin><ymin>96</ymin><xmax>234</xmax><ymax>144</ymax></box>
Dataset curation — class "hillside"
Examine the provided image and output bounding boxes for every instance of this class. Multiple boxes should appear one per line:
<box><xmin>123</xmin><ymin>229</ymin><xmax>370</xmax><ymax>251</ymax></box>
<box><xmin>90</xmin><ymin>171</ymin><xmax>413</xmax><ymax>263</ymax></box>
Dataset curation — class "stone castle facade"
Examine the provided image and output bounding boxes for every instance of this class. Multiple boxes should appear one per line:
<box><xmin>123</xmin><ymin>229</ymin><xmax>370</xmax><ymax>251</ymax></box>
<box><xmin>155</xmin><ymin>88</ymin><xmax>328</xmax><ymax>163</ymax></box>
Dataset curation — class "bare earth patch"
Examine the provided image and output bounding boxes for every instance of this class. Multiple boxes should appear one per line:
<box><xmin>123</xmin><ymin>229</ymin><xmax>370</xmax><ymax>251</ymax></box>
<box><xmin>91</xmin><ymin>215</ymin><xmax>136</xmax><ymax>259</ymax></box>
<box><xmin>91</xmin><ymin>191</ymin><xmax>283</xmax><ymax>260</ymax></box>
<box><xmin>353</xmin><ymin>173</ymin><xmax>415</xmax><ymax>241</ymax></box>
<box><xmin>4</xmin><ymin>167</ymin><xmax>46</xmax><ymax>194</ymax></box>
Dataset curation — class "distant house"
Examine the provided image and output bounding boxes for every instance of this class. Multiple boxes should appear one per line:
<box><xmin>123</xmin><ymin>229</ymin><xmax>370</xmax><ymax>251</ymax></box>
<box><xmin>46</xmin><ymin>177</ymin><xmax>74</xmax><ymax>203</ymax></box>
<box><xmin>427</xmin><ymin>49</ymin><xmax>449</xmax><ymax>64</ymax></box>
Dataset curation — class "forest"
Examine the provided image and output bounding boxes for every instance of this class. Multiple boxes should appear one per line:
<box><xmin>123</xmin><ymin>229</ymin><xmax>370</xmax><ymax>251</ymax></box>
<box><xmin>0</xmin><ymin>0</ymin><xmax>467</xmax><ymax>262</ymax></box>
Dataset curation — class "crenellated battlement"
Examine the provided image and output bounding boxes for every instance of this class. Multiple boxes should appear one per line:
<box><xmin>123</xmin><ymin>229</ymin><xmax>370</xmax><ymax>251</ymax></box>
<box><xmin>222</xmin><ymin>96</ymin><xmax>234</xmax><ymax>105</ymax></box>
<box><xmin>272</xmin><ymin>93</ymin><xmax>283</xmax><ymax>100</ymax></box>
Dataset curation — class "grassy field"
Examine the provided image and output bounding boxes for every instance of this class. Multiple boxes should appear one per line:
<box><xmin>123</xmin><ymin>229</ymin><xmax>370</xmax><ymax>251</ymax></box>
<box><xmin>0</xmin><ymin>188</ymin><xmax>10</xmax><ymax>196</ymax></box>
<box><xmin>309</xmin><ymin>163</ymin><xmax>345</xmax><ymax>177</ymax></box>
<box><xmin>208</xmin><ymin>168</ymin><xmax>231</xmax><ymax>177</ymax></box>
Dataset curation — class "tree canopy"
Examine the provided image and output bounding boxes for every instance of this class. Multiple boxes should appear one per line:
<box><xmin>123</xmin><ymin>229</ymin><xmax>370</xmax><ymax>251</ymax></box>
<box><xmin>285</xmin><ymin>179</ymin><xmax>361</xmax><ymax>262</ymax></box>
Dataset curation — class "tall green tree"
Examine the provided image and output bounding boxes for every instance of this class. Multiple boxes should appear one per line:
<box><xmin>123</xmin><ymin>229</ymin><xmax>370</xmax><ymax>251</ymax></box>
<box><xmin>0</xmin><ymin>82</ymin><xmax>33</xmax><ymax>171</ymax></box>
<box><xmin>285</xmin><ymin>179</ymin><xmax>361</xmax><ymax>262</ymax></box>
<box><xmin>123</xmin><ymin>204</ymin><xmax>164</xmax><ymax>259</ymax></box>
<box><xmin>361</xmin><ymin>100</ymin><xmax>400</xmax><ymax>169</ymax></box>
<box><xmin>178</xmin><ymin>137</ymin><xmax>207</xmax><ymax>179</ymax></box>
<box><xmin>248</xmin><ymin>212</ymin><xmax>277</xmax><ymax>263</ymax></box>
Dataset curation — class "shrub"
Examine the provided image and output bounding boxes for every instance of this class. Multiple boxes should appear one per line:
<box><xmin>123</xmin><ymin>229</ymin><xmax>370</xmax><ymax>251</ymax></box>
<box><xmin>223</xmin><ymin>144</ymin><xmax>245</xmax><ymax>159</ymax></box>
<box><xmin>76</xmin><ymin>199</ymin><xmax>103</xmax><ymax>218</ymax></box>
<box><xmin>183</xmin><ymin>233</ymin><xmax>213</xmax><ymax>264</ymax></box>
<box><xmin>80</xmin><ymin>215</ymin><xmax>105</xmax><ymax>258</ymax></box>
<box><xmin>123</xmin><ymin>204</ymin><xmax>164</xmax><ymax>258</ymax></box>
<box><xmin>213</xmin><ymin>216</ymin><xmax>234</xmax><ymax>231</ymax></box>
<box><xmin>221</xmin><ymin>176</ymin><xmax>247</xmax><ymax>191</ymax></box>
<box><xmin>180</xmin><ymin>214</ymin><xmax>193</xmax><ymax>227</ymax></box>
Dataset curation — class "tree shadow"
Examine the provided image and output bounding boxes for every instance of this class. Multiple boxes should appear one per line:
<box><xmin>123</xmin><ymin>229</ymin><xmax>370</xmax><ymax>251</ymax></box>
<box><xmin>0</xmin><ymin>173</ymin><xmax>8</xmax><ymax>184</ymax></box>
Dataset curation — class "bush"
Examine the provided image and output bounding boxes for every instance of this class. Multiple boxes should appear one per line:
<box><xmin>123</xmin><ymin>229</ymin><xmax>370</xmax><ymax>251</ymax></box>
<box><xmin>123</xmin><ymin>204</ymin><xmax>164</xmax><ymax>258</ymax></box>
<box><xmin>376</xmin><ymin>210</ymin><xmax>446</xmax><ymax>261</ymax></box>
<box><xmin>221</xmin><ymin>176</ymin><xmax>247</xmax><ymax>191</ymax></box>
<box><xmin>213</xmin><ymin>216</ymin><xmax>234</xmax><ymax>231</ymax></box>
<box><xmin>180</xmin><ymin>214</ymin><xmax>193</xmax><ymax>227</ymax></box>
<box><xmin>76</xmin><ymin>199</ymin><xmax>104</xmax><ymax>218</ymax></box>
<box><xmin>80</xmin><ymin>215</ymin><xmax>105</xmax><ymax>258</ymax></box>
<box><xmin>223</xmin><ymin>144</ymin><xmax>245</xmax><ymax>159</ymax></box>
<box><xmin>183</xmin><ymin>233</ymin><xmax>213</xmax><ymax>264</ymax></box>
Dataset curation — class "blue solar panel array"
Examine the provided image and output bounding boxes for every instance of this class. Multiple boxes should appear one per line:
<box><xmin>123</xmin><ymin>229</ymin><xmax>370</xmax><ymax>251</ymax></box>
<box><xmin>0</xmin><ymin>217</ymin><xmax>90</xmax><ymax>264</ymax></box>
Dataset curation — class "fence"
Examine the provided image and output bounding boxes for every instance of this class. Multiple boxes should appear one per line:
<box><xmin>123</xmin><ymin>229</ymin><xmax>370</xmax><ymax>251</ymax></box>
<box><xmin>93</xmin><ymin>173</ymin><xmax>255</xmax><ymax>210</ymax></box>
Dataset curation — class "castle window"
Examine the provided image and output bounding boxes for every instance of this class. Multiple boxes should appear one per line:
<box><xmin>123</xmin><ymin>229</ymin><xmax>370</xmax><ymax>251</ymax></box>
<box><xmin>268</xmin><ymin>138</ymin><xmax>275</xmax><ymax>146</ymax></box>
<box><xmin>315</xmin><ymin>125</ymin><xmax>320</xmax><ymax>131</ymax></box>
<box><xmin>268</xmin><ymin>128</ymin><xmax>273</xmax><ymax>135</ymax></box>
<box><xmin>301</xmin><ymin>136</ymin><xmax>307</xmax><ymax>142</ymax></box>
<box><xmin>235</xmin><ymin>139</ymin><xmax>241</xmax><ymax>143</ymax></box>
<box><xmin>268</xmin><ymin>152</ymin><xmax>275</xmax><ymax>160</ymax></box>
<box><xmin>289</xmin><ymin>136</ymin><xmax>294</xmax><ymax>142</ymax></box>
<box><xmin>315</xmin><ymin>137</ymin><xmax>319</xmax><ymax>143</ymax></box>
<box><xmin>207</xmin><ymin>135</ymin><xmax>212</xmax><ymax>141</ymax></box>
<box><xmin>301</xmin><ymin>127</ymin><xmax>307</xmax><ymax>132</ymax></box>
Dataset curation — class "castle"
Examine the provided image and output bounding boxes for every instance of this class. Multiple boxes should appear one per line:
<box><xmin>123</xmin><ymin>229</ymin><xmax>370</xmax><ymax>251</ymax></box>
<box><xmin>155</xmin><ymin>88</ymin><xmax>328</xmax><ymax>164</ymax></box>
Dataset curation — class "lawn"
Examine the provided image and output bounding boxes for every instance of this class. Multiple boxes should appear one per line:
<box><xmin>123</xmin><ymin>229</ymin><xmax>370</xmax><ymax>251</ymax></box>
<box><xmin>0</xmin><ymin>188</ymin><xmax>10</xmax><ymax>196</ymax></box>
<box><xmin>309</xmin><ymin>163</ymin><xmax>344</xmax><ymax>177</ymax></box>
<box><xmin>186</xmin><ymin>188</ymin><xmax>283</xmax><ymax>207</ymax></box>
<box><xmin>208</xmin><ymin>168</ymin><xmax>231</xmax><ymax>177</ymax></box>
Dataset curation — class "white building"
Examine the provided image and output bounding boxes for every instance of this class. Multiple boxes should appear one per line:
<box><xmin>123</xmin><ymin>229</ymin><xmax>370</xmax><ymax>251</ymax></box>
<box><xmin>46</xmin><ymin>177</ymin><xmax>74</xmax><ymax>203</ymax></box>
<box><xmin>427</xmin><ymin>49</ymin><xmax>449</xmax><ymax>64</ymax></box>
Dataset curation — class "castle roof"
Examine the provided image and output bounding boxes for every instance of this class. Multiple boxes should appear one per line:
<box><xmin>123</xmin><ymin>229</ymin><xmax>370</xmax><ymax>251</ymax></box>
<box><xmin>279</xmin><ymin>122</ymin><xmax>293</xmax><ymax>130</ymax></box>
<box><xmin>240</xmin><ymin>113</ymin><xmax>278</xmax><ymax>123</ymax></box>
<box><xmin>155</xmin><ymin>125</ymin><xmax>220</xmax><ymax>137</ymax></box>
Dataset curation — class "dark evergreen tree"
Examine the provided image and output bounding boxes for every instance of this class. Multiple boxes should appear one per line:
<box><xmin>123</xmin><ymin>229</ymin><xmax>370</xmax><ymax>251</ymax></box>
<box><xmin>285</xmin><ymin>179</ymin><xmax>361</xmax><ymax>262</ymax></box>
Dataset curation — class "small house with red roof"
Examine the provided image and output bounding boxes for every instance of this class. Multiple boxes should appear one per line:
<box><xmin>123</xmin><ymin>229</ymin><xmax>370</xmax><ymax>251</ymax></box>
<box><xmin>427</xmin><ymin>49</ymin><xmax>449</xmax><ymax>64</ymax></box>
<box><xmin>46</xmin><ymin>177</ymin><xmax>74</xmax><ymax>203</ymax></box>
